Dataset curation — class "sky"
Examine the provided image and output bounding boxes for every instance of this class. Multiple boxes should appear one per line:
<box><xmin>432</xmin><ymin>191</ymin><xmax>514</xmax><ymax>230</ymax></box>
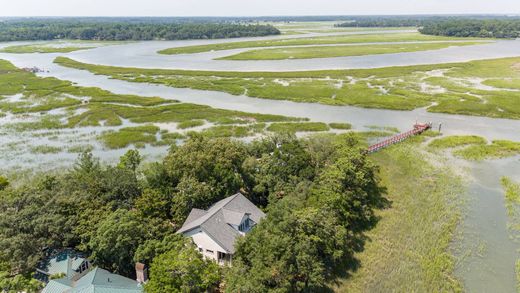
<box><xmin>1</xmin><ymin>0</ymin><xmax>520</xmax><ymax>17</ymax></box>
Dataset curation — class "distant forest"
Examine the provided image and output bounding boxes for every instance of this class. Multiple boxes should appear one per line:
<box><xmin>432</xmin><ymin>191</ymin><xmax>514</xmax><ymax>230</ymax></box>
<box><xmin>0</xmin><ymin>19</ymin><xmax>280</xmax><ymax>41</ymax></box>
<box><xmin>419</xmin><ymin>20</ymin><xmax>520</xmax><ymax>38</ymax></box>
<box><xmin>335</xmin><ymin>16</ymin><xmax>520</xmax><ymax>38</ymax></box>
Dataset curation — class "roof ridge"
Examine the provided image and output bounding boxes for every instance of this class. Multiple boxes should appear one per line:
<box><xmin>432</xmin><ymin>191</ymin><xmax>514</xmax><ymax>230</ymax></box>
<box><xmin>198</xmin><ymin>193</ymin><xmax>241</xmax><ymax>227</ymax></box>
<box><xmin>177</xmin><ymin>193</ymin><xmax>247</xmax><ymax>234</ymax></box>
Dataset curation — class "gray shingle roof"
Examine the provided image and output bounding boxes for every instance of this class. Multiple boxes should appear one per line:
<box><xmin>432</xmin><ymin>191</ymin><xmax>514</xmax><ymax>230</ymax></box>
<box><xmin>222</xmin><ymin>208</ymin><xmax>245</xmax><ymax>226</ymax></box>
<box><xmin>184</xmin><ymin>208</ymin><xmax>207</xmax><ymax>226</ymax></box>
<box><xmin>177</xmin><ymin>193</ymin><xmax>265</xmax><ymax>253</ymax></box>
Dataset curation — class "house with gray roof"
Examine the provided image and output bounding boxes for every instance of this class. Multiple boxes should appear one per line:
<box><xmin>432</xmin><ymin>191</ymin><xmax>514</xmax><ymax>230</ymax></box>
<box><xmin>177</xmin><ymin>193</ymin><xmax>265</xmax><ymax>265</ymax></box>
<box><xmin>42</xmin><ymin>267</ymin><xmax>143</xmax><ymax>293</ymax></box>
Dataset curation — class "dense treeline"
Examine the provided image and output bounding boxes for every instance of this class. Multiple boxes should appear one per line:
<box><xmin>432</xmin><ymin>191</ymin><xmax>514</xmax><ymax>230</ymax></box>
<box><xmin>335</xmin><ymin>15</ymin><xmax>520</xmax><ymax>28</ymax></box>
<box><xmin>335</xmin><ymin>16</ymin><xmax>520</xmax><ymax>38</ymax></box>
<box><xmin>419</xmin><ymin>19</ymin><xmax>520</xmax><ymax>38</ymax></box>
<box><xmin>0</xmin><ymin>20</ymin><xmax>280</xmax><ymax>41</ymax></box>
<box><xmin>0</xmin><ymin>133</ymin><xmax>387</xmax><ymax>292</ymax></box>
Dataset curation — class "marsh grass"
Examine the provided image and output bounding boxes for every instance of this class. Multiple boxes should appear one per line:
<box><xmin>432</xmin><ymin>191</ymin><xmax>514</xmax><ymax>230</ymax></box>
<box><xmin>0</xmin><ymin>58</ymin><xmax>302</xmax><ymax>149</ymax></box>
<box><xmin>0</xmin><ymin>45</ymin><xmax>95</xmax><ymax>54</ymax></box>
<box><xmin>220</xmin><ymin>42</ymin><xmax>486</xmax><ymax>60</ymax></box>
<box><xmin>98</xmin><ymin>125</ymin><xmax>159</xmax><ymax>149</ymax></box>
<box><xmin>453</xmin><ymin>140</ymin><xmax>520</xmax><ymax>160</ymax></box>
<box><xmin>333</xmin><ymin>141</ymin><xmax>463</xmax><ymax>292</ymax></box>
<box><xmin>428</xmin><ymin>135</ymin><xmax>487</xmax><ymax>149</ymax></box>
<box><xmin>328</xmin><ymin>122</ymin><xmax>352</xmax><ymax>130</ymax></box>
<box><xmin>199</xmin><ymin>124</ymin><xmax>262</xmax><ymax>138</ymax></box>
<box><xmin>67</xmin><ymin>145</ymin><xmax>94</xmax><ymax>153</ymax></box>
<box><xmin>500</xmin><ymin>177</ymin><xmax>520</xmax><ymax>289</ymax></box>
<box><xmin>29</xmin><ymin>145</ymin><xmax>62</xmax><ymax>154</ymax></box>
<box><xmin>158</xmin><ymin>33</ymin><xmax>484</xmax><ymax>55</ymax></box>
<box><xmin>266</xmin><ymin>122</ymin><xmax>329</xmax><ymax>133</ymax></box>
<box><xmin>366</xmin><ymin>125</ymin><xmax>400</xmax><ymax>133</ymax></box>
<box><xmin>55</xmin><ymin>56</ymin><xmax>520</xmax><ymax>119</ymax></box>
<box><xmin>177</xmin><ymin>120</ymin><xmax>205</xmax><ymax>129</ymax></box>
<box><xmin>501</xmin><ymin>177</ymin><xmax>520</xmax><ymax>217</ymax></box>
<box><xmin>6</xmin><ymin>116</ymin><xmax>65</xmax><ymax>131</ymax></box>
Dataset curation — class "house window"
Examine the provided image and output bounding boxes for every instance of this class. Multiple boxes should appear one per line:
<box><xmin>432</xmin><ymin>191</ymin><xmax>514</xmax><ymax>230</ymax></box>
<box><xmin>206</xmin><ymin>249</ymin><xmax>214</xmax><ymax>254</ymax></box>
<box><xmin>239</xmin><ymin>218</ymin><xmax>250</xmax><ymax>232</ymax></box>
<box><xmin>198</xmin><ymin>247</ymin><xmax>203</xmax><ymax>252</ymax></box>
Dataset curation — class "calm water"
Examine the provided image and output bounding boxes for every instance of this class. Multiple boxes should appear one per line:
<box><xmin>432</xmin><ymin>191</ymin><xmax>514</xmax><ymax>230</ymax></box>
<box><xmin>457</xmin><ymin>157</ymin><xmax>520</xmax><ymax>293</ymax></box>
<box><xmin>0</xmin><ymin>34</ymin><xmax>519</xmax><ymax>292</ymax></box>
<box><xmin>65</xmin><ymin>37</ymin><xmax>520</xmax><ymax>71</ymax></box>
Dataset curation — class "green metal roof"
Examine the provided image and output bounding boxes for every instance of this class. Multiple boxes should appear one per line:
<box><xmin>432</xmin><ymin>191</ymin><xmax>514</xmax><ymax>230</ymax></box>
<box><xmin>41</xmin><ymin>278</ymin><xmax>72</xmax><ymax>293</ymax></box>
<box><xmin>41</xmin><ymin>268</ymin><xmax>142</xmax><ymax>293</ymax></box>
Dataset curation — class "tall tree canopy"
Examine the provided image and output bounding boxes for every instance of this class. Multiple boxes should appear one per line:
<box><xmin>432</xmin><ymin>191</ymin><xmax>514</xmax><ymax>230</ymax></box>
<box><xmin>161</xmin><ymin>135</ymin><xmax>248</xmax><ymax>225</ymax></box>
<box><xmin>225</xmin><ymin>135</ymin><xmax>387</xmax><ymax>292</ymax></box>
<box><xmin>144</xmin><ymin>238</ymin><xmax>221</xmax><ymax>293</ymax></box>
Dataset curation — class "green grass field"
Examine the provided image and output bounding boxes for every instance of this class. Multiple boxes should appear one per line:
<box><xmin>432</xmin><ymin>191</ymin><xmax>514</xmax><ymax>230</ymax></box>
<box><xmin>55</xmin><ymin>56</ymin><xmax>520</xmax><ymax>120</ymax></box>
<box><xmin>219</xmin><ymin>42</ymin><xmax>486</xmax><ymax>60</ymax></box>
<box><xmin>158</xmin><ymin>32</ymin><xmax>482</xmax><ymax>55</ymax></box>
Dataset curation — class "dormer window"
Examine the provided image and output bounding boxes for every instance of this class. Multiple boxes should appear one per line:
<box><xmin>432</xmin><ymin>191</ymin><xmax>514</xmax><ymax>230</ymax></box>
<box><xmin>238</xmin><ymin>217</ymin><xmax>251</xmax><ymax>232</ymax></box>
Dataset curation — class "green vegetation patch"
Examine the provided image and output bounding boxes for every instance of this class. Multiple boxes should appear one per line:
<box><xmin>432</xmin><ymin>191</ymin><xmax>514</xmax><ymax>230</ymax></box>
<box><xmin>428</xmin><ymin>135</ymin><xmax>487</xmax><ymax>149</ymax></box>
<box><xmin>501</xmin><ymin>177</ymin><xmax>520</xmax><ymax>217</ymax></box>
<box><xmin>220</xmin><ymin>42</ymin><xmax>486</xmax><ymax>60</ymax></box>
<box><xmin>267</xmin><ymin>122</ymin><xmax>329</xmax><ymax>133</ymax></box>
<box><xmin>500</xmin><ymin>177</ymin><xmax>520</xmax><ymax>288</ymax></box>
<box><xmin>99</xmin><ymin>125</ymin><xmax>159</xmax><ymax>149</ymax></box>
<box><xmin>0</xmin><ymin>44</ymin><xmax>95</xmax><ymax>54</ymax></box>
<box><xmin>6</xmin><ymin>116</ymin><xmax>65</xmax><ymax>131</ymax></box>
<box><xmin>482</xmin><ymin>78</ymin><xmax>520</xmax><ymax>90</ymax></box>
<box><xmin>67</xmin><ymin>103</ymin><xmax>299</xmax><ymax>128</ymax></box>
<box><xmin>67</xmin><ymin>144</ymin><xmax>94</xmax><ymax>153</ymax></box>
<box><xmin>453</xmin><ymin>140</ymin><xmax>520</xmax><ymax>160</ymax></box>
<box><xmin>199</xmin><ymin>124</ymin><xmax>264</xmax><ymax>138</ymax></box>
<box><xmin>177</xmin><ymin>119</ymin><xmax>205</xmax><ymax>129</ymax></box>
<box><xmin>328</xmin><ymin>122</ymin><xmax>352</xmax><ymax>130</ymax></box>
<box><xmin>366</xmin><ymin>125</ymin><xmax>400</xmax><ymax>133</ymax></box>
<box><xmin>29</xmin><ymin>145</ymin><xmax>62</xmax><ymax>154</ymax></box>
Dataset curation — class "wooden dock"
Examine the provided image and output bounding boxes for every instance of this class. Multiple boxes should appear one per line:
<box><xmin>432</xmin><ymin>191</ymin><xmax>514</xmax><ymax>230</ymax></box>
<box><xmin>366</xmin><ymin>123</ymin><xmax>432</xmax><ymax>154</ymax></box>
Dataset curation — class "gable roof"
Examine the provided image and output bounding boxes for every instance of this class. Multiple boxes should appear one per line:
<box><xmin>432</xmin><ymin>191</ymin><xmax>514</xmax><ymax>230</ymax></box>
<box><xmin>177</xmin><ymin>193</ymin><xmax>265</xmax><ymax>253</ymax></box>
<box><xmin>42</xmin><ymin>268</ymin><xmax>142</xmax><ymax>293</ymax></box>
